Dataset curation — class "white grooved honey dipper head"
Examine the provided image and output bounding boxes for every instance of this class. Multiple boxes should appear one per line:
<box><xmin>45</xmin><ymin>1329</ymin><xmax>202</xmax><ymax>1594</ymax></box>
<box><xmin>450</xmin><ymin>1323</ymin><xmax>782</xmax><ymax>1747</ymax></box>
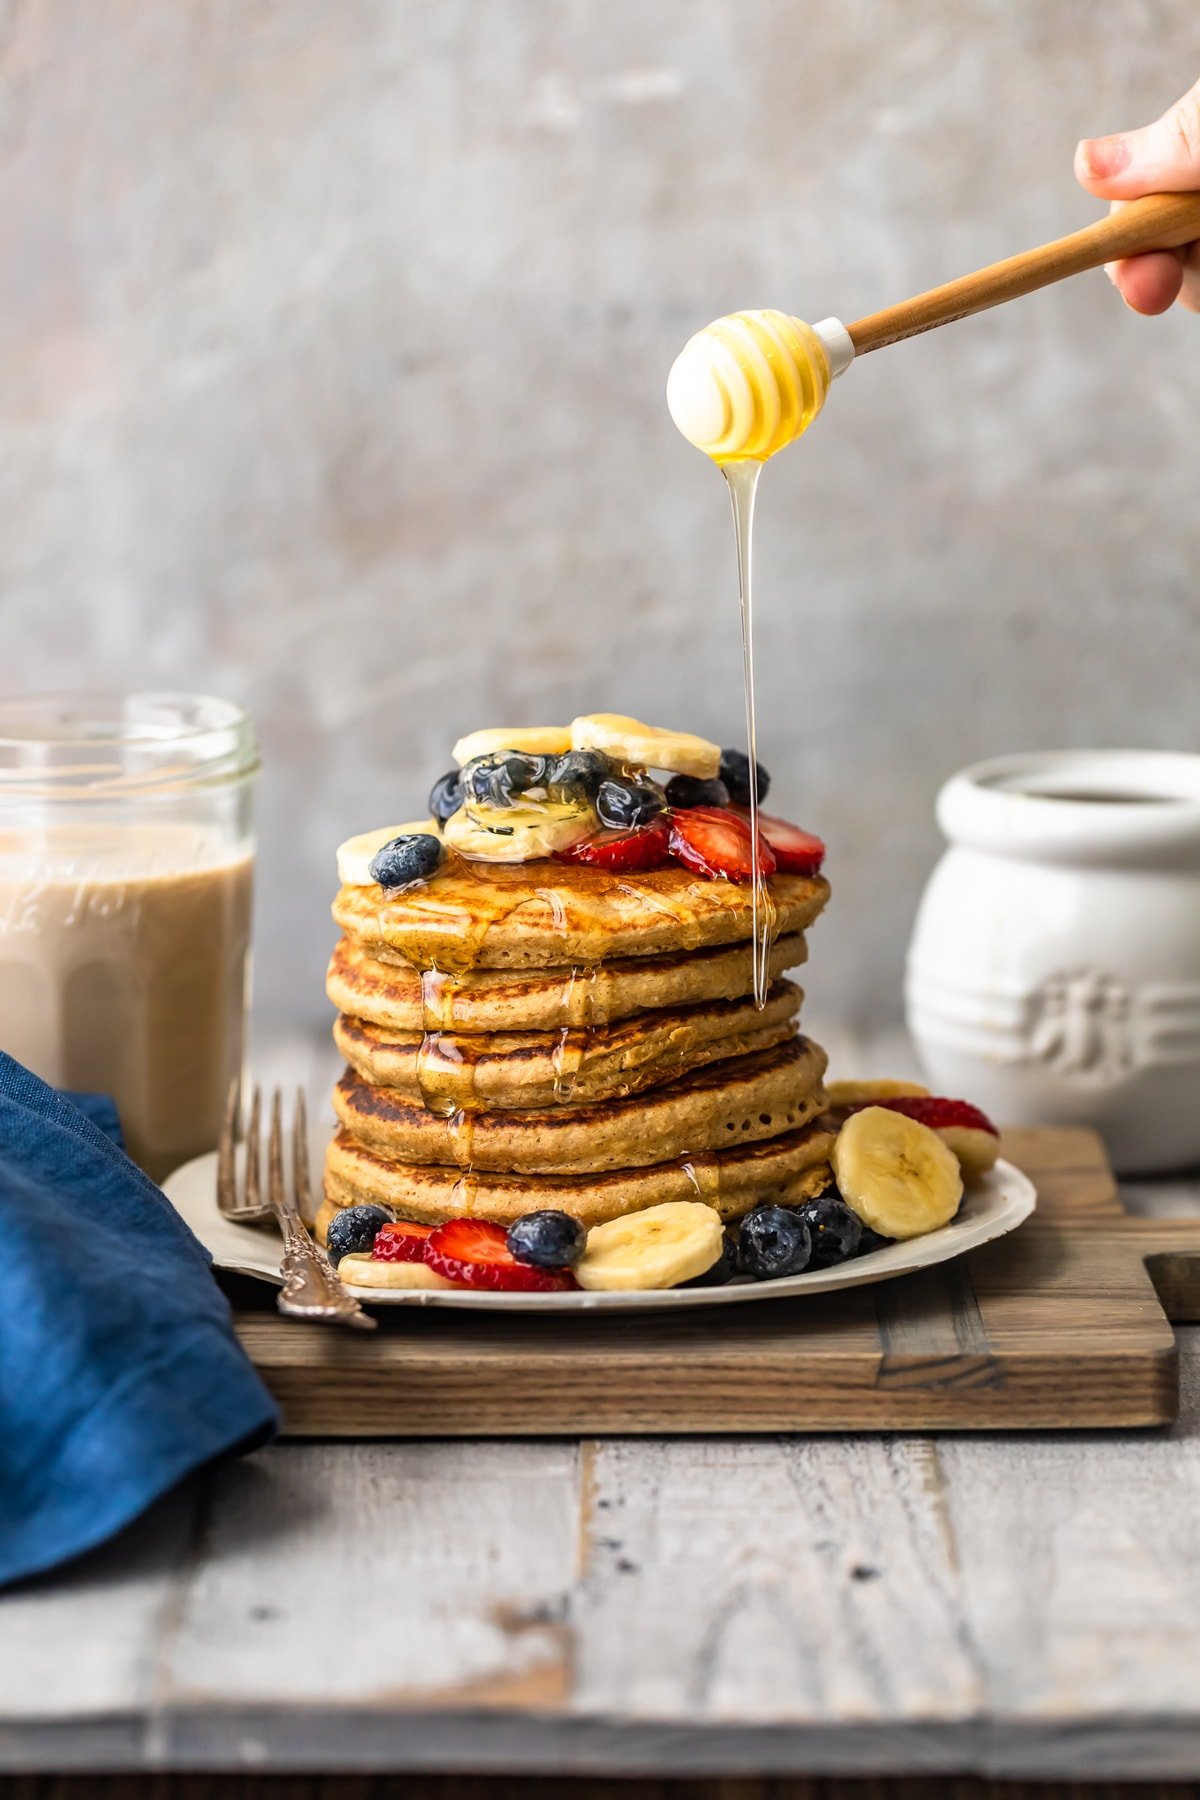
<box><xmin>666</xmin><ymin>312</ymin><xmax>854</xmax><ymax>464</ymax></box>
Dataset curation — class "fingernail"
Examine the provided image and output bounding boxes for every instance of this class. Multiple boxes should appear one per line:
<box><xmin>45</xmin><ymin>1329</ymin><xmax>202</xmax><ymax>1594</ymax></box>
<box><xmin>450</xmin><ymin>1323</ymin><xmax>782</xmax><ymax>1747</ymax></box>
<box><xmin>1103</xmin><ymin>261</ymin><xmax>1119</xmax><ymax>284</ymax></box>
<box><xmin>1078</xmin><ymin>133</ymin><xmax>1130</xmax><ymax>179</ymax></box>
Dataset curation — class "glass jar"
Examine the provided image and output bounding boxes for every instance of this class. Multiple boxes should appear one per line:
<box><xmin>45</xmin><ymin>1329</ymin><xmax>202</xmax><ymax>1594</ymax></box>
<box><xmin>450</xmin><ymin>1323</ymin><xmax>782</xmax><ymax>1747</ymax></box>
<box><xmin>0</xmin><ymin>693</ymin><xmax>259</xmax><ymax>1181</ymax></box>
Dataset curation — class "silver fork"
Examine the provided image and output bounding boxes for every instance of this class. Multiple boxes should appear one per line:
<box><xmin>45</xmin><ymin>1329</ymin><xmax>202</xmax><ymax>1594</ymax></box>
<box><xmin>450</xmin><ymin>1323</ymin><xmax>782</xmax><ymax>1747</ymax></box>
<box><xmin>217</xmin><ymin>1082</ymin><xmax>375</xmax><ymax>1331</ymax></box>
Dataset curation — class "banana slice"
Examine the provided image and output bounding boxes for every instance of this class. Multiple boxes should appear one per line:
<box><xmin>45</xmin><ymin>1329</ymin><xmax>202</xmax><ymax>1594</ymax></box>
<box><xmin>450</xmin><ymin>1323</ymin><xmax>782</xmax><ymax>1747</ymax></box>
<box><xmin>575</xmin><ymin>1200</ymin><xmax>725</xmax><ymax>1291</ymax></box>
<box><xmin>831</xmin><ymin>1106</ymin><xmax>962</xmax><ymax>1241</ymax></box>
<box><xmin>570</xmin><ymin>713</ymin><xmax>720</xmax><ymax>779</ymax></box>
<box><xmin>452</xmin><ymin>726</ymin><xmax>572</xmax><ymax>766</ymax></box>
<box><xmin>337</xmin><ymin>1255</ymin><xmax>458</xmax><ymax>1291</ymax></box>
<box><xmin>825</xmin><ymin>1078</ymin><xmax>930</xmax><ymax>1107</ymax></box>
<box><xmin>337</xmin><ymin>820</ymin><xmax>439</xmax><ymax>887</ymax></box>
<box><xmin>443</xmin><ymin>799</ymin><xmax>595</xmax><ymax>862</ymax></box>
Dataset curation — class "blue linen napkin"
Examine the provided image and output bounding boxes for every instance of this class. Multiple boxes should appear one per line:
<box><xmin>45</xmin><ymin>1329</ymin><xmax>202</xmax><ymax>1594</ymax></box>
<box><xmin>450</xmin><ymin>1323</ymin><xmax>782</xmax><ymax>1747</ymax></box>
<box><xmin>0</xmin><ymin>1054</ymin><xmax>279</xmax><ymax>1588</ymax></box>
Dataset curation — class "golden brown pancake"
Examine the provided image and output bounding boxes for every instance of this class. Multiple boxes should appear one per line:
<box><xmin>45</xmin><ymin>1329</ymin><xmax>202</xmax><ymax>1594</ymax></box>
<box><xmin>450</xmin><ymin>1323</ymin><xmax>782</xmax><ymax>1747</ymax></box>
<box><xmin>333</xmin><ymin>855</ymin><xmax>829</xmax><ymax>971</ymax></box>
<box><xmin>332</xmin><ymin>1035</ymin><xmax>826</xmax><ymax>1174</ymax></box>
<box><xmin>326</xmin><ymin>930</ymin><xmax>808</xmax><ymax>1033</ymax></box>
<box><xmin>333</xmin><ymin>979</ymin><xmax>802</xmax><ymax>1111</ymax></box>
<box><xmin>320</xmin><ymin>1118</ymin><xmax>836</xmax><ymax>1230</ymax></box>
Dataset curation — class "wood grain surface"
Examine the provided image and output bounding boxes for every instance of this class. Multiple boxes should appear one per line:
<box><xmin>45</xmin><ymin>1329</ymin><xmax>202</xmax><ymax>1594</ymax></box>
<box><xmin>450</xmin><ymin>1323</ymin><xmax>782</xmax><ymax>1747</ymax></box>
<box><xmin>9</xmin><ymin>1026</ymin><xmax>1200</xmax><ymax>1784</ymax></box>
<box><xmin>3</xmin><ymin>1779</ymin><xmax>1199</xmax><ymax>1800</ymax></box>
<box><xmin>6</xmin><ymin>1338</ymin><xmax>1200</xmax><ymax>1777</ymax></box>
<box><xmin>228</xmin><ymin>1129</ymin><xmax>1200</xmax><ymax>1435</ymax></box>
<box><xmin>6</xmin><ymin>1779</ymin><xmax>1200</xmax><ymax>1799</ymax></box>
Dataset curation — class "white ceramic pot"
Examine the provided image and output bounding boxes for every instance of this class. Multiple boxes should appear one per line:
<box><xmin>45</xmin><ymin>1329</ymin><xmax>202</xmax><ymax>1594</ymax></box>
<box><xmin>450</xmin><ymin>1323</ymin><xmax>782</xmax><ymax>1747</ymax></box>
<box><xmin>906</xmin><ymin>750</ymin><xmax>1200</xmax><ymax>1174</ymax></box>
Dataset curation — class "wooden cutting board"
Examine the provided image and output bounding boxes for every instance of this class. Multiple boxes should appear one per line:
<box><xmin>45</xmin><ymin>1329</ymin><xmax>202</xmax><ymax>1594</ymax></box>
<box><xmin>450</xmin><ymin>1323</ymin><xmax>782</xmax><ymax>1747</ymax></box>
<box><xmin>227</xmin><ymin>1127</ymin><xmax>1200</xmax><ymax>1435</ymax></box>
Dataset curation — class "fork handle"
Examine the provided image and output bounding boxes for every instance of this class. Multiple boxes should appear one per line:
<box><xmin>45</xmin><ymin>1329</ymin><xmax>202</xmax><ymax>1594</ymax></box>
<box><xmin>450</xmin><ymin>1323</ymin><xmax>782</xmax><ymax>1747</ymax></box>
<box><xmin>277</xmin><ymin>1212</ymin><xmax>377</xmax><ymax>1330</ymax></box>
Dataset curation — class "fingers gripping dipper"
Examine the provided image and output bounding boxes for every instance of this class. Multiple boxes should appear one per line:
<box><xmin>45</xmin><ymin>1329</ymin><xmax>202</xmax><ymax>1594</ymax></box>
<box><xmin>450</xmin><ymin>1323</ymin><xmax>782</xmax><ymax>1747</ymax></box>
<box><xmin>667</xmin><ymin>191</ymin><xmax>1200</xmax><ymax>462</ymax></box>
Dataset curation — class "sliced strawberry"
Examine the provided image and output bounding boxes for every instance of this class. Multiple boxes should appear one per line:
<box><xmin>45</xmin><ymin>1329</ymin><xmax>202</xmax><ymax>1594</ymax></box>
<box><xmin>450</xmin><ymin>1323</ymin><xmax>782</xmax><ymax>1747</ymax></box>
<box><xmin>668</xmin><ymin>806</ymin><xmax>776</xmax><ymax>883</ymax></box>
<box><xmin>372</xmin><ymin>1219</ymin><xmax>435</xmax><ymax>1263</ymax></box>
<box><xmin>555</xmin><ymin>817</ymin><xmax>672</xmax><ymax>871</ymax></box>
<box><xmin>848</xmin><ymin>1095</ymin><xmax>999</xmax><ymax>1137</ymax></box>
<box><xmin>425</xmin><ymin>1218</ymin><xmax>577</xmax><ymax>1292</ymax></box>
<box><xmin>732</xmin><ymin>808</ymin><xmax>825</xmax><ymax>876</ymax></box>
<box><xmin>845</xmin><ymin>1094</ymin><xmax>1000</xmax><ymax>1179</ymax></box>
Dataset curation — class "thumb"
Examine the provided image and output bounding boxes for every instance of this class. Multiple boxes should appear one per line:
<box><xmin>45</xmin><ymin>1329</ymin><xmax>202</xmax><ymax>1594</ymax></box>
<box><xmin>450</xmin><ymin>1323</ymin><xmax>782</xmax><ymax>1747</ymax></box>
<box><xmin>1075</xmin><ymin>77</ymin><xmax>1200</xmax><ymax>198</ymax></box>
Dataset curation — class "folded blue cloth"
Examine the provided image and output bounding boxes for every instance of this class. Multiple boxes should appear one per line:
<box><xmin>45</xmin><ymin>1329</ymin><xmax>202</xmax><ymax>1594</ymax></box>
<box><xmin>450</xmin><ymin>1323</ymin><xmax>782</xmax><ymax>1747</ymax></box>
<box><xmin>0</xmin><ymin>1054</ymin><xmax>278</xmax><ymax>1587</ymax></box>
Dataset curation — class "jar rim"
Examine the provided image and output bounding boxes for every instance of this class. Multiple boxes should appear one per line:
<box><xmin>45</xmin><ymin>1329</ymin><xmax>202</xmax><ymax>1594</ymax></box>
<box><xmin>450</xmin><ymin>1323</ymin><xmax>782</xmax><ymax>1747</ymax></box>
<box><xmin>0</xmin><ymin>692</ymin><xmax>260</xmax><ymax>799</ymax></box>
<box><xmin>937</xmin><ymin>749</ymin><xmax>1200</xmax><ymax>865</ymax></box>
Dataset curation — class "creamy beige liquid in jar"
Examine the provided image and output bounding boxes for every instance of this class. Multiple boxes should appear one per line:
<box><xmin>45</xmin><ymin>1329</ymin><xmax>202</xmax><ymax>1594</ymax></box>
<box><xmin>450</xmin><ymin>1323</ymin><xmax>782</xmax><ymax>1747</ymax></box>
<box><xmin>0</xmin><ymin>694</ymin><xmax>258</xmax><ymax>1181</ymax></box>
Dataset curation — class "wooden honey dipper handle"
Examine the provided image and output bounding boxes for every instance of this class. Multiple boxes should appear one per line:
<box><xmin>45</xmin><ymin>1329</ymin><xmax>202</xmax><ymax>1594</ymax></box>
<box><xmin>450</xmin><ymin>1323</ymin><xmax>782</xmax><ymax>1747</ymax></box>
<box><xmin>847</xmin><ymin>191</ymin><xmax>1200</xmax><ymax>355</ymax></box>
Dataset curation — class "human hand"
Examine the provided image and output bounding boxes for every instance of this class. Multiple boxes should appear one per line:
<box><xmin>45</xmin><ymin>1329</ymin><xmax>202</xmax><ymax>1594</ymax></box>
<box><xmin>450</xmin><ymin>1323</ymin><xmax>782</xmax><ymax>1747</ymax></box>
<box><xmin>1075</xmin><ymin>77</ymin><xmax>1200</xmax><ymax>314</ymax></box>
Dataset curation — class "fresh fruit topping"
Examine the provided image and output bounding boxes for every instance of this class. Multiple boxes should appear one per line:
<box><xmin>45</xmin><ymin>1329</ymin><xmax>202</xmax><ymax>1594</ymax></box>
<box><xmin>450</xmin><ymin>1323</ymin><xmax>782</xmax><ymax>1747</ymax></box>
<box><xmin>548</xmin><ymin>748</ymin><xmax>617</xmax><ymax>800</ymax></box>
<box><xmin>337</xmin><ymin>820</ymin><xmax>440</xmax><ymax>886</ymax></box>
<box><xmin>733</xmin><ymin>809</ymin><xmax>825</xmax><ymax>876</ymax></box>
<box><xmin>570</xmin><ymin>714</ymin><xmax>721</xmax><ymax>780</ymax></box>
<box><xmin>856</xmin><ymin>1226</ymin><xmax>894</xmax><ymax>1257</ymax></box>
<box><xmin>681</xmin><ymin>1236</ymin><xmax>738</xmax><ymax>1287</ymax></box>
<box><xmin>325</xmin><ymin>1203</ymin><xmax>394</xmax><ymax>1266</ymax></box>
<box><xmin>668</xmin><ymin>806</ymin><xmax>776</xmax><ymax>882</ymax></box>
<box><xmin>368</xmin><ymin>833</ymin><xmax>444</xmax><ymax>890</ymax></box>
<box><xmin>555</xmin><ymin>817</ymin><xmax>672</xmax><ymax>871</ymax></box>
<box><xmin>428</xmin><ymin>769</ymin><xmax>465</xmax><ymax>824</ymax></box>
<box><xmin>595</xmin><ymin>777</ymin><xmax>669</xmax><ymax>831</ymax></box>
<box><xmin>426</xmin><ymin>1218</ymin><xmax>577</xmax><ymax>1292</ymax></box>
<box><xmin>831</xmin><ymin>1107</ymin><xmax>963</xmax><ymax>1241</ymax></box>
<box><xmin>854</xmin><ymin>1094</ymin><xmax>999</xmax><ymax>1136</ymax></box>
<box><xmin>847</xmin><ymin>1095</ymin><xmax>1000</xmax><ymax>1180</ymax></box>
<box><xmin>371</xmin><ymin>1219</ymin><xmax>435</xmax><ymax>1263</ymax></box>
<box><xmin>793</xmin><ymin>1195</ymin><xmax>862</xmax><ymax>1268</ymax></box>
<box><xmin>506</xmin><ymin>1210</ymin><xmax>587</xmax><ymax>1270</ymax></box>
<box><xmin>825</xmin><ymin>1078</ymin><xmax>930</xmax><ymax>1108</ymax></box>
<box><xmin>452</xmin><ymin>726</ymin><xmax>572</xmax><ymax>766</ymax></box>
<box><xmin>574</xmin><ymin>1200</ymin><xmax>725</xmax><ymax>1291</ymax></box>
<box><xmin>337</xmin><ymin>1254</ymin><xmax>457</xmax><ymax>1291</ymax></box>
<box><xmin>719</xmin><ymin>748</ymin><xmax>771</xmax><ymax>807</ymax></box>
<box><xmin>464</xmin><ymin>751</ymin><xmax>553</xmax><ymax>808</ymax></box>
<box><xmin>443</xmin><ymin>799</ymin><xmax>595</xmax><ymax>862</ymax></box>
<box><xmin>737</xmin><ymin>1204</ymin><xmax>812</xmax><ymax>1280</ymax></box>
<box><xmin>664</xmin><ymin>774</ymin><xmax>731</xmax><ymax>809</ymax></box>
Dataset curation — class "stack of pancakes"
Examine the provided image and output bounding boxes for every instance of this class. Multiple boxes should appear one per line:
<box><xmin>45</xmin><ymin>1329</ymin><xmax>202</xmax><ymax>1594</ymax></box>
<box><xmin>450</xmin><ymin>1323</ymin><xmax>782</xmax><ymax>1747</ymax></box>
<box><xmin>319</xmin><ymin>857</ymin><xmax>835</xmax><ymax>1237</ymax></box>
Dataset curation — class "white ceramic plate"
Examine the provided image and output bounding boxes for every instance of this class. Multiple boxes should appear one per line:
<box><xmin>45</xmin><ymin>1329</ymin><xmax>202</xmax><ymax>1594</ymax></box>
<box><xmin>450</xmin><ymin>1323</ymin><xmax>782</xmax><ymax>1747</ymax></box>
<box><xmin>162</xmin><ymin>1126</ymin><xmax>1036</xmax><ymax>1314</ymax></box>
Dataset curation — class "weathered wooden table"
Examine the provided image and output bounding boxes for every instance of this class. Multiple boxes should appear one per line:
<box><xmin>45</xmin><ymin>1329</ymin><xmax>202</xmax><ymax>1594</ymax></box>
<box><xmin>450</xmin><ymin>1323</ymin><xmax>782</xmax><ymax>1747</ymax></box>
<box><xmin>5</xmin><ymin>1027</ymin><xmax>1200</xmax><ymax>1784</ymax></box>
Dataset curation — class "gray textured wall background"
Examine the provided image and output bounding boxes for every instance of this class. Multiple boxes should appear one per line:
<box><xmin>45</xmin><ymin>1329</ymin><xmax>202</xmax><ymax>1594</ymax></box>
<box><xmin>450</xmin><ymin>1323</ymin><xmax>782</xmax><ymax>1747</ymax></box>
<box><xmin>3</xmin><ymin>0</ymin><xmax>1199</xmax><ymax>1032</ymax></box>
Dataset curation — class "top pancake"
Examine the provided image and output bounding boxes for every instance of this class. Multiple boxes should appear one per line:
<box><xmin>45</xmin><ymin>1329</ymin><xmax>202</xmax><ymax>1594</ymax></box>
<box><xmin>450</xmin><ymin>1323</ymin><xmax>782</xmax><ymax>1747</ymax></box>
<box><xmin>333</xmin><ymin>854</ymin><xmax>830</xmax><ymax>972</ymax></box>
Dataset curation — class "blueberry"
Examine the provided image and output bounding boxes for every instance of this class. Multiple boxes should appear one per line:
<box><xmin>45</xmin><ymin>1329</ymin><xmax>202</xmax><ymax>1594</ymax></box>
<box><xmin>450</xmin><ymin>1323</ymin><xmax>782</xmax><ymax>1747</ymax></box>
<box><xmin>737</xmin><ymin>1204</ymin><xmax>812</xmax><ymax>1280</ymax></box>
<box><xmin>368</xmin><ymin>833</ymin><xmax>444</xmax><ymax>889</ymax></box>
<box><xmin>793</xmin><ymin>1196</ymin><xmax>863</xmax><ymax>1268</ymax></box>
<box><xmin>428</xmin><ymin>769</ymin><xmax>464</xmax><ymax>823</ymax></box>
<box><xmin>719</xmin><ymin>748</ymin><xmax>771</xmax><ymax>807</ymax></box>
<box><xmin>595</xmin><ymin>777</ymin><xmax>668</xmax><ymax>830</ymax></box>
<box><xmin>325</xmin><ymin>1204</ymin><xmax>393</xmax><ymax>1266</ymax></box>
<box><xmin>465</xmin><ymin>751</ymin><xmax>551</xmax><ymax>807</ymax></box>
<box><xmin>682</xmin><ymin>1236</ymin><xmax>738</xmax><ymax>1287</ymax></box>
<box><xmin>507</xmin><ymin>1210</ymin><xmax>586</xmax><ymax>1269</ymax></box>
<box><xmin>548</xmin><ymin>748</ymin><xmax>614</xmax><ymax>799</ymax></box>
<box><xmin>664</xmin><ymin>774</ymin><xmax>731</xmax><ymax>810</ymax></box>
<box><xmin>856</xmin><ymin>1226</ymin><xmax>894</xmax><ymax>1258</ymax></box>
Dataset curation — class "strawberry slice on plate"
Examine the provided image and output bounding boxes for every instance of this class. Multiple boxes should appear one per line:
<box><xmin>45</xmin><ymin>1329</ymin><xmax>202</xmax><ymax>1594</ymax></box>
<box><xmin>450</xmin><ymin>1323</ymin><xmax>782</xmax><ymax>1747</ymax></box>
<box><xmin>669</xmin><ymin>806</ymin><xmax>776</xmax><ymax>882</ymax></box>
<box><xmin>732</xmin><ymin>808</ymin><xmax>825</xmax><ymax>875</ymax></box>
<box><xmin>555</xmin><ymin>817</ymin><xmax>671</xmax><ymax>871</ymax></box>
<box><xmin>371</xmin><ymin>1219</ymin><xmax>435</xmax><ymax>1263</ymax></box>
<box><xmin>425</xmin><ymin>1218</ymin><xmax>578</xmax><ymax>1292</ymax></box>
<box><xmin>845</xmin><ymin>1095</ymin><xmax>1000</xmax><ymax>1179</ymax></box>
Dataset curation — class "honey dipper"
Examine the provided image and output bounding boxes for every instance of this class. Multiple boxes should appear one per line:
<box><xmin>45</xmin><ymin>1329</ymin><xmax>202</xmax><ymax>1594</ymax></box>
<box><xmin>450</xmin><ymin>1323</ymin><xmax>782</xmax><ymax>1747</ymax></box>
<box><xmin>667</xmin><ymin>191</ymin><xmax>1200</xmax><ymax>463</ymax></box>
